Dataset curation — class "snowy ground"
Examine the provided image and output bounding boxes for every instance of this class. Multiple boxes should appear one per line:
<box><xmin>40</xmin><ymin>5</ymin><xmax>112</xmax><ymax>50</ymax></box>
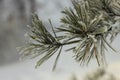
<box><xmin>0</xmin><ymin>59</ymin><xmax>83</xmax><ymax>80</ymax></box>
<box><xmin>0</xmin><ymin>59</ymin><xmax>120</xmax><ymax>80</ymax></box>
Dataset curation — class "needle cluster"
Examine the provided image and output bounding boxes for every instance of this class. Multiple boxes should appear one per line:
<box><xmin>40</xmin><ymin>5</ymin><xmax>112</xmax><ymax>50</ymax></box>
<box><xmin>18</xmin><ymin>0</ymin><xmax>120</xmax><ymax>70</ymax></box>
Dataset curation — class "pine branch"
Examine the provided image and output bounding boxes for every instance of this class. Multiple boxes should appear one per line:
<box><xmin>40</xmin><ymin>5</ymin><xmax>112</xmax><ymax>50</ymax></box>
<box><xmin>17</xmin><ymin>0</ymin><xmax>120</xmax><ymax>70</ymax></box>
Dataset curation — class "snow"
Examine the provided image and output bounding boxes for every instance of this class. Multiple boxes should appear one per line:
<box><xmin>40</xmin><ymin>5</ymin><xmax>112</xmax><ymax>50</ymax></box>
<box><xmin>0</xmin><ymin>59</ymin><xmax>83</xmax><ymax>80</ymax></box>
<box><xmin>0</xmin><ymin>59</ymin><xmax>120</xmax><ymax>80</ymax></box>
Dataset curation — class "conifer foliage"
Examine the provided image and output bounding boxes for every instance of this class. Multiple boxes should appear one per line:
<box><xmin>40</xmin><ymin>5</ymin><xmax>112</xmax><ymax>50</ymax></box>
<box><xmin>18</xmin><ymin>0</ymin><xmax>120</xmax><ymax>70</ymax></box>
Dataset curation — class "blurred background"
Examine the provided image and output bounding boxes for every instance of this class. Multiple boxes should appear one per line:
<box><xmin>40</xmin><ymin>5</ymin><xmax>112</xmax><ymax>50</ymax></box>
<box><xmin>0</xmin><ymin>0</ymin><xmax>120</xmax><ymax>80</ymax></box>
